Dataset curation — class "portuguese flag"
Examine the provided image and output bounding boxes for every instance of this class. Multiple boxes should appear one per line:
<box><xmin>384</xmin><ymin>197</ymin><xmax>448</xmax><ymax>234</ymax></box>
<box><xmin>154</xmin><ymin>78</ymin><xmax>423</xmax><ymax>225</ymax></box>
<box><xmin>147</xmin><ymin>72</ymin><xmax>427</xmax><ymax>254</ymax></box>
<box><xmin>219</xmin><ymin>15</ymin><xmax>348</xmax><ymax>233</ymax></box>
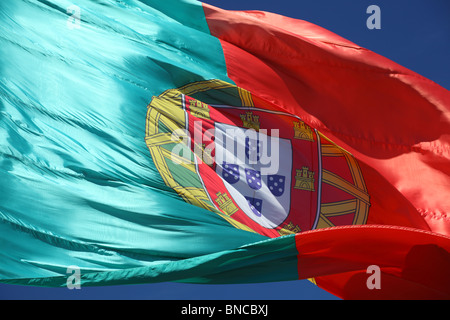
<box><xmin>1</xmin><ymin>0</ymin><xmax>449</xmax><ymax>299</ymax></box>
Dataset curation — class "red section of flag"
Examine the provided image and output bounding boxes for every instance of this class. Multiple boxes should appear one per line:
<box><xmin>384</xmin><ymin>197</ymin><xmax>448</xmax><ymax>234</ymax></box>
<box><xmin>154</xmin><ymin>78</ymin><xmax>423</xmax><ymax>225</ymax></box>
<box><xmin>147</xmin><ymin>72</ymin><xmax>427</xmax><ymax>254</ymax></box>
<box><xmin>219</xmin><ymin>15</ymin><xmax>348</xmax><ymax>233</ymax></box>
<box><xmin>203</xmin><ymin>4</ymin><xmax>450</xmax><ymax>298</ymax></box>
<box><xmin>294</xmin><ymin>225</ymin><xmax>450</xmax><ymax>299</ymax></box>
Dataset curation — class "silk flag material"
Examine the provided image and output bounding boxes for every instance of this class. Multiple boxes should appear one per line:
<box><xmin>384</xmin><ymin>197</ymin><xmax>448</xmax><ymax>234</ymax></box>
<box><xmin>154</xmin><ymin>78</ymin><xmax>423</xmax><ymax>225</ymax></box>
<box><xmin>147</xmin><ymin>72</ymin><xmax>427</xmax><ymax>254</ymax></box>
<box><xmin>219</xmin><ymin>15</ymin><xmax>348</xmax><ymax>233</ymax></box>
<box><xmin>0</xmin><ymin>0</ymin><xmax>449</xmax><ymax>299</ymax></box>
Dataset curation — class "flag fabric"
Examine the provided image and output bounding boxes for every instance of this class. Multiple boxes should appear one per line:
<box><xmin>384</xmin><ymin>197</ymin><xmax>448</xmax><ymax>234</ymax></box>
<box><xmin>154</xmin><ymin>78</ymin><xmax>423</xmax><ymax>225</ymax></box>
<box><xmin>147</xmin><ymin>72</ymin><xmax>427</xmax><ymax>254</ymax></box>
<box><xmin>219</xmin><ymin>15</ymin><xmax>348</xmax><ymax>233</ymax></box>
<box><xmin>0</xmin><ymin>0</ymin><xmax>449</xmax><ymax>299</ymax></box>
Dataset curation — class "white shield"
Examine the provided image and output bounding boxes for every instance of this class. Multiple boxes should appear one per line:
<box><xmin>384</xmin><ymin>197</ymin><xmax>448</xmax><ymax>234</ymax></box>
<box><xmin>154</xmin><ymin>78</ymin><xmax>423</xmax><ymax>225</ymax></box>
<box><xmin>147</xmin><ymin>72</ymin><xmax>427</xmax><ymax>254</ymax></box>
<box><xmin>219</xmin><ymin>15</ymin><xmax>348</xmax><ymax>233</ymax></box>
<box><xmin>214</xmin><ymin>122</ymin><xmax>292</xmax><ymax>229</ymax></box>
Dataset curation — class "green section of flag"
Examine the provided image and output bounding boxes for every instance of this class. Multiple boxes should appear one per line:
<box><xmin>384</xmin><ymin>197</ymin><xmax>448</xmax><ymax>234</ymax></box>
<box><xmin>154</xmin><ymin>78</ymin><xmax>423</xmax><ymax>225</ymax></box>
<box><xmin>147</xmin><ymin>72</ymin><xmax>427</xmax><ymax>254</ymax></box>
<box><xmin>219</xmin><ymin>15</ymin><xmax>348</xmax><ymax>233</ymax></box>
<box><xmin>1</xmin><ymin>233</ymin><xmax>299</xmax><ymax>287</ymax></box>
<box><xmin>0</xmin><ymin>0</ymin><xmax>299</xmax><ymax>286</ymax></box>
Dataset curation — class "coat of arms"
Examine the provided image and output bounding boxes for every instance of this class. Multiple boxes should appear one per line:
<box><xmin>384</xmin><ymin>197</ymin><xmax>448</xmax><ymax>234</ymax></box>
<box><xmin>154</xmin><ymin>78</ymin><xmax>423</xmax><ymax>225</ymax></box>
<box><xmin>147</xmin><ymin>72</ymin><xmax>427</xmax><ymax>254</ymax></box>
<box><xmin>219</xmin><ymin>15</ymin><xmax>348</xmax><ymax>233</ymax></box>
<box><xmin>145</xmin><ymin>80</ymin><xmax>370</xmax><ymax>237</ymax></box>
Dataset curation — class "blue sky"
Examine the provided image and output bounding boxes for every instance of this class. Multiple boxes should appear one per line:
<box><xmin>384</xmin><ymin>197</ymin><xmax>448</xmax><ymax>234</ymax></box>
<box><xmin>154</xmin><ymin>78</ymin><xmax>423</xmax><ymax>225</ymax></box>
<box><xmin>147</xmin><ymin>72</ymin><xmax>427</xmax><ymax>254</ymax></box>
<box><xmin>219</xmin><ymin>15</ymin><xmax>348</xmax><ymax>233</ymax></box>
<box><xmin>1</xmin><ymin>0</ymin><xmax>448</xmax><ymax>300</ymax></box>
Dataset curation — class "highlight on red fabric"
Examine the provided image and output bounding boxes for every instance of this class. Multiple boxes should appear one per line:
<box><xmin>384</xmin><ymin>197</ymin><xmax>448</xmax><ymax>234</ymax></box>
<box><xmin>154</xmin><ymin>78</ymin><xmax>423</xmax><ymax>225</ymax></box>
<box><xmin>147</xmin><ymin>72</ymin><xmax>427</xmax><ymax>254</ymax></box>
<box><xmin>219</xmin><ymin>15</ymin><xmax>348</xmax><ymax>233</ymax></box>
<box><xmin>203</xmin><ymin>3</ymin><xmax>450</xmax><ymax>299</ymax></box>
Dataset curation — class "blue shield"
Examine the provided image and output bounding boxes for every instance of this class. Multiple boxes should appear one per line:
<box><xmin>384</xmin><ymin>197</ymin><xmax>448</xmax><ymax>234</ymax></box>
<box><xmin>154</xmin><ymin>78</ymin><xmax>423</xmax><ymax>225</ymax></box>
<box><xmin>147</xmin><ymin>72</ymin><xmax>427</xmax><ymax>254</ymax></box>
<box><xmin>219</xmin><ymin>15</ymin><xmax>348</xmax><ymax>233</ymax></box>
<box><xmin>245</xmin><ymin>168</ymin><xmax>262</xmax><ymax>190</ymax></box>
<box><xmin>245</xmin><ymin>136</ymin><xmax>261</xmax><ymax>162</ymax></box>
<box><xmin>245</xmin><ymin>196</ymin><xmax>263</xmax><ymax>217</ymax></box>
<box><xmin>221</xmin><ymin>162</ymin><xmax>239</xmax><ymax>184</ymax></box>
<box><xmin>268</xmin><ymin>174</ymin><xmax>286</xmax><ymax>197</ymax></box>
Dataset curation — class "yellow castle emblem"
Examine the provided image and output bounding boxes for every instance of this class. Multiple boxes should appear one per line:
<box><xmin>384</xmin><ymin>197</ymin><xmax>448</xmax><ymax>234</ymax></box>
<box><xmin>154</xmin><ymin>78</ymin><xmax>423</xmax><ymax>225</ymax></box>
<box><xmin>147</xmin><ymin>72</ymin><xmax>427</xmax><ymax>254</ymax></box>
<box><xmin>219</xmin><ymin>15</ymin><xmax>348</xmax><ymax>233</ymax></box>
<box><xmin>294</xmin><ymin>166</ymin><xmax>315</xmax><ymax>191</ymax></box>
<box><xmin>278</xmin><ymin>221</ymin><xmax>301</xmax><ymax>236</ymax></box>
<box><xmin>240</xmin><ymin>111</ymin><xmax>260</xmax><ymax>131</ymax></box>
<box><xmin>293</xmin><ymin>120</ymin><xmax>314</xmax><ymax>141</ymax></box>
<box><xmin>214</xmin><ymin>192</ymin><xmax>238</xmax><ymax>216</ymax></box>
<box><xmin>189</xmin><ymin>99</ymin><xmax>210</xmax><ymax>119</ymax></box>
